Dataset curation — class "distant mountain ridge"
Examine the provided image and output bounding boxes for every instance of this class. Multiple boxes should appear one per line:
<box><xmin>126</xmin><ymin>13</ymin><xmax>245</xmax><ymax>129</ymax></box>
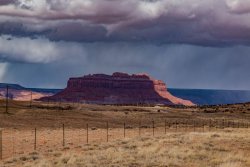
<box><xmin>168</xmin><ymin>88</ymin><xmax>250</xmax><ymax>105</ymax></box>
<box><xmin>0</xmin><ymin>83</ymin><xmax>61</xmax><ymax>93</ymax></box>
<box><xmin>0</xmin><ymin>83</ymin><xmax>54</xmax><ymax>101</ymax></box>
<box><xmin>28</xmin><ymin>88</ymin><xmax>62</xmax><ymax>94</ymax></box>
<box><xmin>0</xmin><ymin>83</ymin><xmax>26</xmax><ymax>90</ymax></box>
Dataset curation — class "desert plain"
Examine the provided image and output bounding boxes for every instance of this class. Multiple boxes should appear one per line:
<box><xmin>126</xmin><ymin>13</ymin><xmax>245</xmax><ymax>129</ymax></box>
<box><xmin>0</xmin><ymin>100</ymin><xmax>249</xmax><ymax>166</ymax></box>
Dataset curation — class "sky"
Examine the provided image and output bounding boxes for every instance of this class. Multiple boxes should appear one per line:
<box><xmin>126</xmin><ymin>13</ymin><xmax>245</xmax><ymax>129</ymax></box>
<box><xmin>1</xmin><ymin>0</ymin><xmax>250</xmax><ymax>90</ymax></box>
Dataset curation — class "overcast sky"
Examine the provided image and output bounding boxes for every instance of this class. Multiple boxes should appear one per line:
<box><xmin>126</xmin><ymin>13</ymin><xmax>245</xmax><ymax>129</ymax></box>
<box><xmin>1</xmin><ymin>0</ymin><xmax>250</xmax><ymax>90</ymax></box>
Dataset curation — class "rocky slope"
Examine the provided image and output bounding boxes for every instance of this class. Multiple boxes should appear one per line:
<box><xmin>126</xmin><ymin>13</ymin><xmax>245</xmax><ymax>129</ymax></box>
<box><xmin>40</xmin><ymin>72</ymin><xmax>195</xmax><ymax>106</ymax></box>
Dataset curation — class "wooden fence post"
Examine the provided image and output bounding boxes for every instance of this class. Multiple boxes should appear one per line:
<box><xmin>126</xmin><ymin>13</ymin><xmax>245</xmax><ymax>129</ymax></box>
<box><xmin>106</xmin><ymin>122</ymin><xmax>109</xmax><ymax>142</ymax></box>
<box><xmin>165</xmin><ymin>120</ymin><xmax>167</xmax><ymax>134</ymax></box>
<box><xmin>30</xmin><ymin>91</ymin><xmax>33</xmax><ymax>108</ymax></box>
<box><xmin>5</xmin><ymin>85</ymin><xmax>9</xmax><ymax>114</ymax></box>
<box><xmin>139</xmin><ymin>121</ymin><xmax>141</xmax><ymax>136</ymax></box>
<box><xmin>193</xmin><ymin>120</ymin><xmax>196</xmax><ymax>132</ymax></box>
<box><xmin>215</xmin><ymin>120</ymin><xmax>218</xmax><ymax>130</ymax></box>
<box><xmin>123</xmin><ymin>122</ymin><xmax>125</xmax><ymax>138</ymax></box>
<box><xmin>152</xmin><ymin>121</ymin><xmax>155</xmax><ymax>136</ymax></box>
<box><xmin>86</xmin><ymin>124</ymin><xmax>88</xmax><ymax>144</ymax></box>
<box><xmin>175</xmin><ymin>120</ymin><xmax>177</xmax><ymax>132</ymax></box>
<box><xmin>0</xmin><ymin>129</ymin><xmax>2</xmax><ymax>160</ymax></box>
<box><xmin>202</xmin><ymin>122</ymin><xmax>204</xmax><ymax>132</ymax></box>
<box><xmin>34</xmin><ymin>128</ymin><xmax>37</xmax><ymax>150</ymax></box>
<box><xmin>63</xmin><ymin>124</ymin><xmax>65</xmax><ymax>147</ymax></box>
<box><xmin>209</xmin><ymin>119</ymin><xmax>211</xmax><ymax>131</ymax></box>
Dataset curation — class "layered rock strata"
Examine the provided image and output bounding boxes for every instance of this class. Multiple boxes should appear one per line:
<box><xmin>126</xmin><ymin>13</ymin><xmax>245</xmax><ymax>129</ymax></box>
<box><xmin>41</xmin><ymin>72</ymin><xmax>195</xmax><ymax>106</ymax></box>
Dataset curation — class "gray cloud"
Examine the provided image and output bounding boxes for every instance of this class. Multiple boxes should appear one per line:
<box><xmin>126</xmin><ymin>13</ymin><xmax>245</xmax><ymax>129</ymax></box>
<box><xmin>0</xmin><ymin>35</ymin><xmax>87</xmax><ymax>63</ymax></box>
<box><xmin>0</xmin><ymin>0</ymin><xmax>250</xmax><ymax>45</ymax></box>
<box><xmin>0</xmin><ymin>0</ymin><xmax>14</xmax><ymax>6</ymax></box>
<box><xmin>227</xmin><ymin>0</ymin><xmax>250</xmax><ymax>14</ymax></box>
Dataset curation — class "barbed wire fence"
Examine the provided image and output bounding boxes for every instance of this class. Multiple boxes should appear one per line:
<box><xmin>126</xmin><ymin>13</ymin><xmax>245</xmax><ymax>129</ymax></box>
<box><xmin>0</xmin><ymin>118</ymin><xmax>249</xmax><ymax>160</ymax></box>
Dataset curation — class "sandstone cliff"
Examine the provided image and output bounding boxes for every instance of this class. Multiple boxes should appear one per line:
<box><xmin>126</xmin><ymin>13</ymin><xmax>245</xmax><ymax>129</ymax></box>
<box><xmin>41</xmin><ymin>72</ymin><xmax>195</xmax><ymax>106</ymax></box>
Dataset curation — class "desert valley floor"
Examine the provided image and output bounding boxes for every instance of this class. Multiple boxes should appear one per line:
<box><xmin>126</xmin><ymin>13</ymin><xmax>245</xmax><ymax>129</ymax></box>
<box><xmin>0</xmin><ymin>100</ymin><xmax>250</xmax><ymax>167</ymax></box>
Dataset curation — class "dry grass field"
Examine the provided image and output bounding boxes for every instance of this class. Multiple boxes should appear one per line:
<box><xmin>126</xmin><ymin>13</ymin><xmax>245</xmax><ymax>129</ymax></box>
<box><xmin>0</xmin><ymin>100</ymin><xmax>250</xmax><ymax>129</ymax></box>
<box><xmin>0</xmin><ymin>99</ymin><xmax>250</xmax><ymax>166</ymax></box>
<box><xmin>1</xmin><ymin>129</ymin><xmax>250</xmax><ymax>167</ymax></box>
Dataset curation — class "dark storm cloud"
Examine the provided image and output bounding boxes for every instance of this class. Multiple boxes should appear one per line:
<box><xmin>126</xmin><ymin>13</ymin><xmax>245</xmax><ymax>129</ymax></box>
<box><xmin>0</xmin><ymin>0</ymin><xmax>14</xmax><ymax>6</ymax></box>
<box><xmin>0</xmin><ymin>0</ymin><xmax>250</xmax><ymax>45</ymax></box>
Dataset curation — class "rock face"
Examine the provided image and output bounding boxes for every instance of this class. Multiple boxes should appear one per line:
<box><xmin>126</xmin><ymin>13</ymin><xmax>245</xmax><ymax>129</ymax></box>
<box><xmin>41</xmin><ymin>72</ymin><xmax>195</xmax><ymax>106</ymax></box>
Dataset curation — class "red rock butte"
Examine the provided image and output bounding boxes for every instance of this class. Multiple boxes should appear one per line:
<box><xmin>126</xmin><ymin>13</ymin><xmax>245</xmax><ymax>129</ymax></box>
<box><xmin>41</xmin><ymin>72</ymin><xmax>195</xmax><ymax>106</ymax></box>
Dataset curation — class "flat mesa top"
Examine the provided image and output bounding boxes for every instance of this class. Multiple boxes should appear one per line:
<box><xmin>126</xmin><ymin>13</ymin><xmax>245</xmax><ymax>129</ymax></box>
<box><xmin>70</xmin><ymin>72</ymin><xmax>156</xmax><ymax>81</ymax></box>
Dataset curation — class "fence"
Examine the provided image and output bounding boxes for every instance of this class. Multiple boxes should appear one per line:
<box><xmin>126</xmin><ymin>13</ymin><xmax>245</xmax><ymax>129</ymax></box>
<box><xmin>0</xmin><ymin>119</ymin><xmax>249</xmax><ymax>160</ymax></box>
